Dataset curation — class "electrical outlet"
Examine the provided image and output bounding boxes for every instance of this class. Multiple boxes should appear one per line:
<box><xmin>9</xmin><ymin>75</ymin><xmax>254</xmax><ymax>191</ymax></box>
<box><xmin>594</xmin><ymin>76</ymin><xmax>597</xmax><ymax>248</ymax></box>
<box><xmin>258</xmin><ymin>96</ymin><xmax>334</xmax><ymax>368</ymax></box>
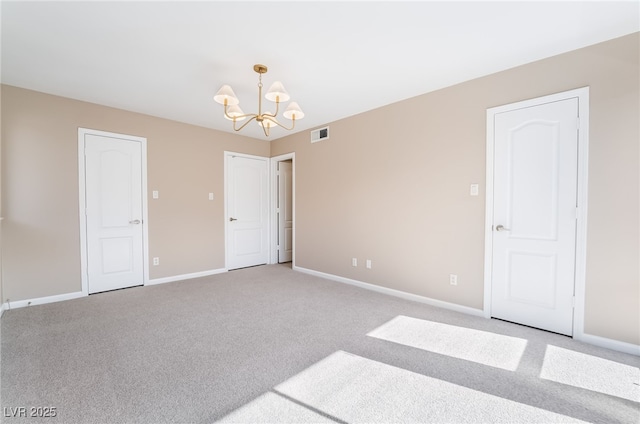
<box><xmin>366</xmin><ymin>259</ymin><xmax>372</xmax><ymax>269</ymax></box>
<box><xmin>153</xmin><ymin>257</ymin><xmax>160</xmax><ymax>266</ymax></box>
<box><xmin>449</xmin><ymin>274</ymin><xmax>458</xmax><ymax>286</ymax></box>
<box><xmin>209</xmin><ymin>193</ymin><xmax>214</xmax><ymax>200</ymax></box>
<box><xmin>352</xmin><ymin>258</ymin><xmax>358</xmax><ymax>267</ymax></box>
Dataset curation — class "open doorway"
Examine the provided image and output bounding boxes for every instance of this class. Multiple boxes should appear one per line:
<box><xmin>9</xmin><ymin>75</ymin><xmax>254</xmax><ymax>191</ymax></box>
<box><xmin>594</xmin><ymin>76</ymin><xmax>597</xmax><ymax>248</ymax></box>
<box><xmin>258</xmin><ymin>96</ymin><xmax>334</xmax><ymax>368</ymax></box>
<box><xmin>270</xmin><ymin>153</ymin><xmax>295</xmax><ymax>265</ymax></box>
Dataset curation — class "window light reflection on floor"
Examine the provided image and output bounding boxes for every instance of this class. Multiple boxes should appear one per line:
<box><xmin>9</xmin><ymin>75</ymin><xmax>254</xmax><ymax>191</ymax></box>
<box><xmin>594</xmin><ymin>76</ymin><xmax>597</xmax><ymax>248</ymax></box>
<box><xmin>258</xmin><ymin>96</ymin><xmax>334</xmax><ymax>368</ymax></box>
<box><xmin>217</xmin><ymin>351</ymin><xmax>597</xmax><ymax>423</ymax></box>
<box><xmin>367</xmin><ymin>315</ymin><xmax>528</xmax><ymax>371</ymax></box>
<box><xmin>540</xmin><ymin>345</ymin><xmax>640</xmax><ymax>402</ymax></box>
<box><xmin>274</xmin><ymin>351</ymin><xmax>587</xmax><ymax>423</ymax></box>
<box><xmin>216</xmin><ymin>392</ymin><xmax>335</xmax><ymax>423</ymax></box>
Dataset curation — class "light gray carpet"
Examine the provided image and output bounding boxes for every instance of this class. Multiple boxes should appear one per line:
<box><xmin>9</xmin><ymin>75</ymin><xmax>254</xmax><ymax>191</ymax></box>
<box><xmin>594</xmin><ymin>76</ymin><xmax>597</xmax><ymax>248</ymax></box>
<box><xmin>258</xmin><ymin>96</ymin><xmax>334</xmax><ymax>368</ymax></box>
<box><xmin>1</xmin><ymin>264</ymin><xmax>638</xmax><ymax>423</ymax></box>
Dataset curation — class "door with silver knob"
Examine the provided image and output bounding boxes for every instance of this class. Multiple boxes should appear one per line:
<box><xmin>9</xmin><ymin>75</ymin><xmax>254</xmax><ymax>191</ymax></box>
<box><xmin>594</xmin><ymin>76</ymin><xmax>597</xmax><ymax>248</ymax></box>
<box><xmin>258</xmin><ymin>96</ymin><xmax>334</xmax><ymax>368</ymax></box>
<box><xmin>225</xmin><ymin>153</ymin><xmax>269</xmax><ymax>270</ymax></box>
<box><xmin>83</xmin><ymin>132</ymin><xmax>145</xmax><ymax>294</ymax></box>
<box><xmin>489</xmin><ymin>97</ymin><xmax>579</xmax><ymax>336</ymax></box>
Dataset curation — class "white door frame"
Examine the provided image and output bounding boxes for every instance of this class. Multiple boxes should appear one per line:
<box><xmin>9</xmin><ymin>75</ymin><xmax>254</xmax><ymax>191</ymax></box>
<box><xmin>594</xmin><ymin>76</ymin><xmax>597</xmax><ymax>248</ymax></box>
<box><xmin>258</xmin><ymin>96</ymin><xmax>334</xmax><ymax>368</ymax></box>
<box><xmin>223</xmin><ymin>151</ymin><xmax>271</xmax><ymax>270</ymax></box>
<box><xmin>484</xmin><ymin>87</ymin><xmax>589</xmax><ymax>339</ymax></box>
<box><xmin>270</xmin><ymin>153</ymin><xmax>296</xmax><ymax>265</ymax></box>
<box><xmin>78</xmin><ymin>128</ymin><xmax>149</xmax><ymax>295</ymax></box>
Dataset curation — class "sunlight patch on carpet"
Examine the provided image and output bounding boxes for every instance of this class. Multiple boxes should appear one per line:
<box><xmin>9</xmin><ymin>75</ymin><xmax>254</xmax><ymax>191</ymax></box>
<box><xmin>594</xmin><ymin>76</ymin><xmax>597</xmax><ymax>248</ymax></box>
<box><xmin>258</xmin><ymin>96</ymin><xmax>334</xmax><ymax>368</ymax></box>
<box><xmin>275</xmin><ymin>351</ymin><xmax>587</xmax><ymax>423</ymax></box>
<box><xmin>367</xmin><ymin>315</ymin><xmax>527</xmax><ymax>370</ymax></box>
<box><xmin>216</xmin><ymin>392</ymin><xmax>336</xmax><ymax>423</ymax></box>
<box><xmin>540</xmin><ymin>345</ymin><xmax>640</xmax><ymax>402</ymax></box>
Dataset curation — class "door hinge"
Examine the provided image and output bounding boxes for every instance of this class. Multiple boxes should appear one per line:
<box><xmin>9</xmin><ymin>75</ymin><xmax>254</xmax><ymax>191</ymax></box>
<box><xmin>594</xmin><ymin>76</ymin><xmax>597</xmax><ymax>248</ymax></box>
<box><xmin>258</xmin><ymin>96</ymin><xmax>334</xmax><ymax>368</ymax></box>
<box><xmin>572</xmin><ymin>296</ymin><xmax>576</xmax><ymax>307</ymax></box>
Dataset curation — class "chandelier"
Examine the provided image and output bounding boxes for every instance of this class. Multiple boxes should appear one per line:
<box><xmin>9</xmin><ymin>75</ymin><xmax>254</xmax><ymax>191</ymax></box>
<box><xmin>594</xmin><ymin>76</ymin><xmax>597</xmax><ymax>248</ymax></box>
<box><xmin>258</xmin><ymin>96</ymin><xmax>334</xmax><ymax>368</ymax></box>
<box><xmin>214</xmin><ymin>64</ymin><xmax>304</xmax><ymax>137</ymax></box>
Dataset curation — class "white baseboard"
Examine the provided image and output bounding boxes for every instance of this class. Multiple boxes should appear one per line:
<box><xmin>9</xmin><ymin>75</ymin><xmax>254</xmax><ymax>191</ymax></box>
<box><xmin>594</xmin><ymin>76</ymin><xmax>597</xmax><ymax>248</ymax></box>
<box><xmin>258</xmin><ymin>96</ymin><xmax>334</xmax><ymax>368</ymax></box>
<box><xmin>0</xmin><ymin>268</ymin><xmax>228</xmax><ymax>313</ymax></box>
<box><xmin>294</xmin><ymin>266</ymin><xmax>639</xmax><ymax>357</ymax></box>
<box><xmin>146</xmin><ymin>268</ymin><xmax>227</xmax><ymax>286</ymax></box>
<box><xmin>293</xmin><ymin>266</ymin><xmax>484</xmax><ymax>318</ymax></box>
<box><xmin>576</xmin><ymin>332</ymin><xmax>640</xmax><ymax>356</ymax></box>
<box><xmin>1</xmin><ymin>291</ymin><xmax>85</xmax><ymax>312</ymax></box>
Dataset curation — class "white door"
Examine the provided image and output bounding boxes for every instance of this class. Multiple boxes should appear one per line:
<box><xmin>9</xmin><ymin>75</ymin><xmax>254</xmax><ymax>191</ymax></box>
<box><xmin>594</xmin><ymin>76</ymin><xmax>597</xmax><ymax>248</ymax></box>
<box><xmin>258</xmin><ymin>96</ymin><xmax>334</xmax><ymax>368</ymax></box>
<box><xmin>278</xmin><ymin>161</ymin><xmax>293</xmax><ymax>263</ymax></box>
<box><xmin>226</xmin><ymin>154</ymin><xmax>269</xmax><ymax>270</ymax></box>
<box><xmin>490</xmin><ymin>98</ymin><xmax>579</xmax><ymax>336</ymax></box>
<box><xmin>85</xmin><ymin>134</ymin><xmax>144</xmax><ymax>294</ymax></box>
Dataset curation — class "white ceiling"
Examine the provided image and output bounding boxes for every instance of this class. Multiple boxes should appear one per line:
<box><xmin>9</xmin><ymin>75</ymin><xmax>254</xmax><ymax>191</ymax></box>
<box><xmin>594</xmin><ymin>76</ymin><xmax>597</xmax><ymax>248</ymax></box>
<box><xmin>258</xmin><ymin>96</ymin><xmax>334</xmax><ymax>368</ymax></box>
<box><xmin>2</xmin><ymin>1</ymin><xmax>639</xmax><ymax>140</ymax></box>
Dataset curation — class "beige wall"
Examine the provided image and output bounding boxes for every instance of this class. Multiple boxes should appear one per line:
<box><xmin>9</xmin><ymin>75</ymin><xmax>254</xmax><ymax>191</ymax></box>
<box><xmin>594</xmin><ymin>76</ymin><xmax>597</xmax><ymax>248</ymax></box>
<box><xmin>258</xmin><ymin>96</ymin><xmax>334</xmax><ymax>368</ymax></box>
<box><xmin>2</xmin><ymin>33</ymin><xmax>638</xmax><ymax>346</ymax></box>
<box><xmin>1</xmin><ymin>86</ymin><xmax>268</xmax><ymax>301</ymax></box>
<box><xmin>271</xmin><ymin>32</ymin><xmax>640</xmax><ymax>345</ymax></box>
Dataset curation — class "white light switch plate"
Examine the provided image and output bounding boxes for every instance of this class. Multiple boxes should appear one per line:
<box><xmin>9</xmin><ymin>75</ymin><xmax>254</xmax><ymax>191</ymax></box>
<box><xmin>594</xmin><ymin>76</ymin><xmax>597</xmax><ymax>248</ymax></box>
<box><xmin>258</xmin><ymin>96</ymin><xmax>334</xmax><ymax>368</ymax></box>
<box><xmin>470</xmin><ymin>184</ymin><xmax>479</xmax><ymax>196</ymax></box>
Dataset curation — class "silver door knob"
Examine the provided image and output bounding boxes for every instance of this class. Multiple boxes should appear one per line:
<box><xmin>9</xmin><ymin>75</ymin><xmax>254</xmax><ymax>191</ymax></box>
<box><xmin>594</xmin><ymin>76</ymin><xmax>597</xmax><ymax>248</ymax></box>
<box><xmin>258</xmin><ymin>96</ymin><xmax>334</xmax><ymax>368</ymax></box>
<box><xmin>496</xmin><ymin>224</ymin><xmax>510</xmax><ymax>231</ymax></box>
<box><xmin>229</xmin><ymin>217</ymin><xmax>237</xmax><ymax>222</ymax></box>
<box><xmin>129</xmin><ymin>219</ymin><xmax>141</xmax><ymax>225</ymax></box>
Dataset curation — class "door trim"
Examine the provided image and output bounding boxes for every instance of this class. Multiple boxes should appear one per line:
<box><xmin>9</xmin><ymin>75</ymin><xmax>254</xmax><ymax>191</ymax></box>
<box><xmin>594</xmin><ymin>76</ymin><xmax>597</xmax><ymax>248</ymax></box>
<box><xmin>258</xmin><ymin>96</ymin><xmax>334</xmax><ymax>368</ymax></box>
<box><xmin>483</xmin><ymin>87</ymin><xmax>589</xmax><ymax>339</ymax></box>
<box><xmin>270</xmin><ymin>153</ymin><xmax>295</xmax><ymax>265</ymax></box>
<box><xmin>78</xmin><ymin>128</ymin><xmax>149</xmax><ymax>295</ymax></box>
<box><xmin>223</xmin><ymin>151</ymin><xmax>270</xmax><ymax>270</ymax></box>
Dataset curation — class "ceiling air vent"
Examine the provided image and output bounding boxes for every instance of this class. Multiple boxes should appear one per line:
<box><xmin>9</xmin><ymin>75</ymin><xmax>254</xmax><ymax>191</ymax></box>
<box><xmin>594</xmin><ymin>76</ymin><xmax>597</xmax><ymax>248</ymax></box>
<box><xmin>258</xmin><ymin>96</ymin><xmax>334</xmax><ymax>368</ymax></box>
<box><xmin>310</xmin><ymin>126</ymin><xmax>329</xmax><ymax>143</ymax></box>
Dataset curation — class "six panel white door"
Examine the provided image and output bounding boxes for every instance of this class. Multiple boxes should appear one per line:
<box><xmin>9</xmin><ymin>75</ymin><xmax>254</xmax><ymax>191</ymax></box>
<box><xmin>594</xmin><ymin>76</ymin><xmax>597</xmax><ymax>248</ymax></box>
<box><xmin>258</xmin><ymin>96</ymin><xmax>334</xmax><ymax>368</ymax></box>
<box><xmin>491</xmin><ymin>98</ymin><xmax>579</xmax><ymax>336</ymax></box>
<box><xmin>85</xmin><ymin>134</ymin><xmax>144</xmax><ymax>294</ymax></box>
<box><xmin>227</xmin><ymin>155</ymin><xmax>269</xmax><ymax>270</ymax></box>
<box><xmin>278</xmin><ymin>161</ymin><xmax>293</xmax><ymax>263</ymax></box>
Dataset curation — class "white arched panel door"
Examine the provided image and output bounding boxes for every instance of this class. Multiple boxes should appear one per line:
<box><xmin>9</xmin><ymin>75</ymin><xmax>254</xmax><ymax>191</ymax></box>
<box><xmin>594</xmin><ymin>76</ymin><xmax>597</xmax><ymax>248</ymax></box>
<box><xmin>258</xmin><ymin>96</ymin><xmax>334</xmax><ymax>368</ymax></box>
<box><xmin>490</xmin><ymin>98</ymin><xmax>579</xmax><ymax>335</ymax></box>
<box><xmin>83</xmin><ymin>133</ymin><xmax>144</xmax><ymax>294</ymax></box>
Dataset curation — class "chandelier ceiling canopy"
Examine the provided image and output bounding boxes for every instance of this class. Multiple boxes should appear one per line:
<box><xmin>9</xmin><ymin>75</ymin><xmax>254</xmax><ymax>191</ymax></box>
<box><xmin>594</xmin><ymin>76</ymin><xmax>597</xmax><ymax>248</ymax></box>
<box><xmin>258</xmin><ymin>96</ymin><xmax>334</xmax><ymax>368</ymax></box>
<box><xmin>214</xmin><ymin>64</ymin><xmax>304</xmax><ymax>137</ymax></box>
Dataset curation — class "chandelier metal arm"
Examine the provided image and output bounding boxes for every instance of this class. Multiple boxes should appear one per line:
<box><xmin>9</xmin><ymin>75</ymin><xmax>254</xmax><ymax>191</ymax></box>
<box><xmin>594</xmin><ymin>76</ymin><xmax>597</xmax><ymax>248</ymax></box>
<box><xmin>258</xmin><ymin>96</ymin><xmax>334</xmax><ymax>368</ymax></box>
<box><xmin>232</xmin><ymin>115</ymin><xmax>258</xmax><ymax>132</ymax></box>
<box><xmin>223</xmin><ymin>103</ymin><xmax>258</xmax><ymax>122</ymax></box>
<box><xmin>263</xmin><ymin>115</ymin><xmax>297</xmax><ymax>131</ymax></box>
<box><xmin>262</xmin><ymin>99</ymin><xmax>280</xmax><ymax>118</ymax></box>
<box><xmin>260</xmin><ymin>121</ymin><xmax>270</xmax><ymax>137</ymax></box>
